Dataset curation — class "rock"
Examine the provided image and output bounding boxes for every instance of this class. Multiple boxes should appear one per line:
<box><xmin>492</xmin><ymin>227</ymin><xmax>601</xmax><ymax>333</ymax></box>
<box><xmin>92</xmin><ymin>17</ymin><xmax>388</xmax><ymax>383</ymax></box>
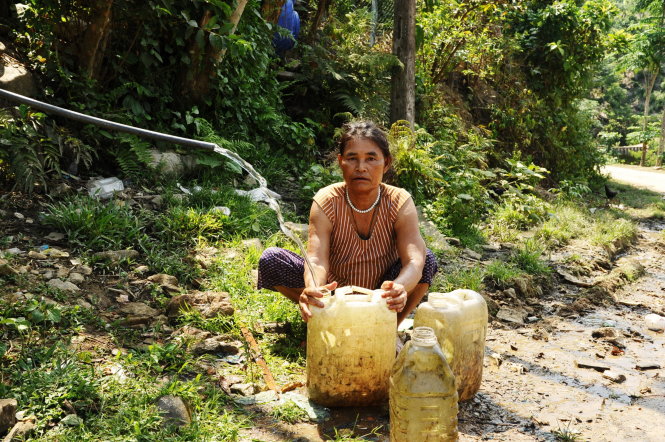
<box><xmin>59</xmin><ymin>414</ymin><xmax>83</xmax><ymax>426</ymax></box>
<box><xmin>280</xmin><ymin>392</ymin><xmax>331</xmax><ymax>423</ymax></box>
<box><xmin>635</xmin><ymin>363</ymin><xmax>661</xmax><ymax>371</ymax></box>
<box><xmin>75</xmin><ymin>299</ymin><xmax>93</xmax><ymax>310</ymax></box>
<box><xmin>173</xmin><ymin>326</ymin><xmax>241</xmax><ymax>356</ymax></box>
<box><xmin>149</xmin><ymin>150</ymin><xmax>196</xmax><ymax>176</ymax></box>
<box><xmin>3</xmin><ymin>420</ymin><xmax>36</xmax><ymax>442</ymax></box>
<box><xmin>75</xmin><ymin>265</ymin><xmax>93</xmax><ymax>276</ymax></box>
<box><xmin>557</xmin><ymin>268</ymin><xmax>594</xmax><ymax>288</ymax></box>
<box><xmin>4</xmin><ymin>248</ymin><xmax>24</xmax><ymax>256</ymax></box>
<box><xmin>151</xmin><ymin>195</ymin><xmax>164</xmax><ymax>208</ymax></box>
<box><xmin>0</xmin><ymin>259</ymin><xmax>17</xmax><ymax>276</ymax></box>
<box><xmin>575</xmin><ymin>359</ymin><xmax>610</xmax><ymax>372</ymax></box>
<box><xmin>487</xmin><ymin>352</ymin><xmax>503</xmax><ymax>368</ymax></box>
<box><xmin>443</xmin><ymin>237</ymin><xmax>461</xmax><ymax>247</ymax></box>
<box><xmin>419</xmin><ymin>218</ymin><xmax>455</xmax><ymax>252</ymax></box>
<box><xmin>68</xmin><ymin>272</ymin><xmax>85</xmax><ymax>284</ymax></box>
<box><xmin>133</xmin><ymin>265</ymin><xmax>150</xmax><ymax>274</ymax></box>
<box><xmin>241</xmin><ymin>238</ymin><xmax>263</xmax><ymax>251</ymax></box>
<box><xmin>27</xmin><ymin>251</ymin><xmax>46</xmax><ymax>260</ymax></box>
<box><xmin>44</xmin><ymin>232</ymin><xmax>65</xmax><ymax>242</ymax></box>
<box><xmin>12</xmin><ymin>212</ymin><xmax>23</xmax><ymax>220</ymax></box>
<box><xmin>47</xmin><ymin>279</ymin><xmax>80</xmax><ymax>292</ymax></box>
<box><xmin>283</xmin><ymin>222</ymin><xmax>308</xmax><ymax>242</ymax></box>
<box><xmin>233</xmin><ymin>390</ymin><xmax>279</xmax><ymax>406</ymax></box>
<box><xmin>211</xmin><ymin>206</ymin><xmax>231</xmax><ymax>216</ymax></box>
<box><xmin>602</xmin><ymin>370</ymin><xmax>626</xmax><ymax>383</ymax></box>
<box><xmin>496</xmin><ymin>306</ymin><xmax>528</xmax><ymax>324</ymax></box>
<box><xmin>56</xmin><ymin>265</ymin><xmax>70</xmax><ymax>278</ymax></box>
<box><xmin>119</xmin><ymin>302</ymin><xmax>160</xmax><ymax>326</ymax></box>
<box><xmin>230</xmin><ymin>383</ymin><xmax>257</xmax><ymax>396</ymax></box>
<box><xmin>156</xmin><ymin>395</ymin><xmax>191</xmax><ymax>427</ymax></box>
<box><xmin>42</xmin><ymin>248</ymin><xmax>69</xmax><ymax>258</ymax></box>
<box><xmin>0</xmin><ymin>399</ymin><xmax>17</xmax><ymax>435</ymax></box>
<box><xmin>147</xmin><ymin>273</ymin><xmax>178</xmax><ymax>287</ymax></box>
<box><xmin>481</xmin><ymin>243</ymin><xmax>501</xmax><ymax>252</ymax></box>
<box><xmin>42</xmin><ymin>270</ymin><xmax>54</xmax><ymax>280</ymax></box>
<box><xmin>167</xmin><ymin>291</ymin><xmax>234</xmax><ymax>318</ymax></box>
<box><xmin>94</xmin><ymin>249</ymin><xmax>139</xmax><ymax>263</ymax></box>
<box><xmin>462</xmin><ymin>248</ymin><xmax>482</xmax><ymax>260</ymax></box>
<box><xmin>591</xmin><ymin>328</ymin><xmax>616</xmax><ymax>339</ymax></box>
<box><xmin>0</xmin><ymin>56</ymin><xmax>37</xmax><ymax>97</ymax></box>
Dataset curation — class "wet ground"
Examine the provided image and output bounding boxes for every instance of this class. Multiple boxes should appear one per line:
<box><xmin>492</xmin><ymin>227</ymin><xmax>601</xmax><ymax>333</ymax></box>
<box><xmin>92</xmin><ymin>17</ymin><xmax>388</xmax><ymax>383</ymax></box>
<box><xmin>240</xmin><ymin>217</ymin><xmax>665</xmax><ymax>442</ymax></box>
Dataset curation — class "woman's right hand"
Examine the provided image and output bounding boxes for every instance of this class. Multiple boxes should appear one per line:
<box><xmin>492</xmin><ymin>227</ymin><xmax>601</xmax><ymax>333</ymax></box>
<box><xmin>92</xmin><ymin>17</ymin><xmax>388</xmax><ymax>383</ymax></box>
<box><xmin>299</xmin><ymin>281</ymin><xmax>338</xmax><ymax>322</ymax></box>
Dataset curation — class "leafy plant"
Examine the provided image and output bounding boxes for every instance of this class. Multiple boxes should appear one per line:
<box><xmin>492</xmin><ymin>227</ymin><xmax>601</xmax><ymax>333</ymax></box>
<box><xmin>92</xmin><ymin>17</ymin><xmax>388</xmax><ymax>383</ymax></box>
<box><xmin>270</xmin><ymin>400</ymin><xmax>308</xmax><ymax>424</ymax></box>
<box><xmin>42</xmin><ymin>196</ymin><xmax>149</xmax><ymax>252</ymax></box>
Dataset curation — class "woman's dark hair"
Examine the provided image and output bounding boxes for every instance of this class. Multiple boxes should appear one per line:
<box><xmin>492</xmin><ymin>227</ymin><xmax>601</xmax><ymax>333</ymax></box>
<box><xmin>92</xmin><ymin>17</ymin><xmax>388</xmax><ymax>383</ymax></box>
<box><xmin>338</xmin><ymin>121</ymin><xmax>391</xmax><ymax>159</ymax></box>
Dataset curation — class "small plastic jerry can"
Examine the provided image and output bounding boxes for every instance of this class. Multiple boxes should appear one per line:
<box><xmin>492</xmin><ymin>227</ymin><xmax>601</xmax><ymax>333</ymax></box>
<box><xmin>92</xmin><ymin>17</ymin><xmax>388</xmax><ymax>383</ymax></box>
<box><xmin>413</xmin><ymin>289</ymin><xmax>488</xmax><ymax>401</ymax></box>
<box><xmin>307</xmin><ymin>285</ymin><xmax>397</xmax><ymax>406</ymax></box>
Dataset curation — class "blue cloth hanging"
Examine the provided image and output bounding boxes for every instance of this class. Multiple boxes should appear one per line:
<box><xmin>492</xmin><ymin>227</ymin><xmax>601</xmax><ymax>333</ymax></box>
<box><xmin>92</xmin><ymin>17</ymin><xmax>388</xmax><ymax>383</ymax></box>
<box><xmin>273</xmin><ymin>0</ymin><xmax>300</xmax><ymax>53</ymax></box>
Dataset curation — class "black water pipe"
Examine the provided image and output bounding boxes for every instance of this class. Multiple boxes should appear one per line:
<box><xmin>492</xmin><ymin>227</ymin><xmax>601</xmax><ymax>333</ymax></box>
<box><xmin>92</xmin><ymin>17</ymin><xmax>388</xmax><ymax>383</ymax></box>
<box><xmin>0</xmin><ymin>88</ymin><xmax>216</xmax><ymax>152</ymax></box>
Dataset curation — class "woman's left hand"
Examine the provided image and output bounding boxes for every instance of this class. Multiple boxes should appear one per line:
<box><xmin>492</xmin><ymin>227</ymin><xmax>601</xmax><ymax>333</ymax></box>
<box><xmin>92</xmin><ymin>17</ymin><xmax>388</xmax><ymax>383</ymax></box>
<box><xmin>380</xmin><ymin>280</ymin><xmax>407</xmax><ymax>312</ymax></box>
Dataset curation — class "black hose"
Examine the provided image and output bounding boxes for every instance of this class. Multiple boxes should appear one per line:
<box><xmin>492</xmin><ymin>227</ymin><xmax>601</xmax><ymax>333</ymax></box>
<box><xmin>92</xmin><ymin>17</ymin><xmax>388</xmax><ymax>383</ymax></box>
<box><xmin>0</xmin><ymin>88</ymin><xmax>216</xmax><ymax>151</ymax></box>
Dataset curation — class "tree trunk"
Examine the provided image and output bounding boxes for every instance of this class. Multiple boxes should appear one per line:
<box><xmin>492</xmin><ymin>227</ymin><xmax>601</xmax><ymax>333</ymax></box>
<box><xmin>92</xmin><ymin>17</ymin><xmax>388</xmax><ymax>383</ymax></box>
<box><xmin>640</xmin><ymin>67</ymin><xmax>658</xmax><ymax>166</ymax></box>
<box><xmin>261</xmin><ymin>0</ymin><xmax>287</xmax><ymax>24</ymax></box>
<box><xmin>658</xmin><ymin>106</ymin><xmax>665</xmax><ymax>167</ymax></box>
<box><xmin>180</xmin><ymin>0</ymin><xmax>249</xmax><ymax>106</ymax></box>
<box><xmin>309</xmin><ymin>0</ymin><xmax>332</xmax><ymax>41</ymax></box>
<box><xmin>78</xmin><ymin>0</ymin><xmax>113</xmax><ymax>79</ymax></box>
<box><xmin>390</xmin><ymin>0</ymin><xmax>416</xmax><ymax>127</ymax></box>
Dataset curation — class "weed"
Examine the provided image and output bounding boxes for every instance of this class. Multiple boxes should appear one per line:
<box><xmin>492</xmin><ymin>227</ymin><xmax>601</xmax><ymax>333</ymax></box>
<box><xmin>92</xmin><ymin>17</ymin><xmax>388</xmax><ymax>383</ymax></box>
<box><xmin>484</xmin><ymin>260</ymin><xmax>524</xmax><ymax>287</ymax></box>
<box><xmin>590</xmin><ymin>213</ymin><xmax>637</xmax><ymax>251</ymax></box>
<box><xmin>535</xmin><ymin>203</ymin><xmax>589</xmax><ymax>248</ymax></box>
<box><xmin>552</xmin><ymin>421</ymin><xmax>581</xmax><ymax>441</ymax></box>
<box><xmin>510</xmin><ymin>239</ymin><xmax>551</xmax><ymax>276</ymax></box>
<box><xmin>42</xmin><ymin>196</ymin><xmax>149</xmax><ymax>252</ymax></box>
<box><xmin>270</xmin><ymin>400</ymin><xmax>308</xmax><ymax>424</ymax></box>
<box><xmin>431</xmin><ymin>266</ymin><xmax>485</xmax><ymax>293</ymax></box>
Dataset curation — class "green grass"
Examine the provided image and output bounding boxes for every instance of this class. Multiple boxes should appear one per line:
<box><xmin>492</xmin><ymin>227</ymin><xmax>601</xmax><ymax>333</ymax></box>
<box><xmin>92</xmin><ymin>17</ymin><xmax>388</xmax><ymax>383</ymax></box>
<box><xmin>270</xmin><ymin>400</ymin><xmax>308</xmax><ymax>424</ymax></box>
<box><xmin>510</xmin><ymin>239</ymin><xmax>551</xmax><ymax>276</ymax></box>
<box><xmin>42</xmin><ymin>196</ymin><xmax>149</xmax><ymax>251</ymax></box>
<box><xmin>535</xmin><ymin>203</ymin><xmax>589</xmax><ymax>249</ymax></box>
<box><xmin>589</xmin><ymin>212</ymin><xmax>637</xmax><ymax>251</ymax></box>
<box><xmin>431</xmin><ymin>265</ymin><xmax>485</xmax><ymax>293</ymax></box>
<box><xmin>484</xmin><ymin>259</ymin><xmax>525</xmax><ymax>286</ymax></box>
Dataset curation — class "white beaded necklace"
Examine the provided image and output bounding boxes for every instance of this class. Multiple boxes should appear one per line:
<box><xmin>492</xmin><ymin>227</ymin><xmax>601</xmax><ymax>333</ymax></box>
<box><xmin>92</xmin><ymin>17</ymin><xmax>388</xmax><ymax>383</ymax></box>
<box><xmin>346</xmin><ymin>187</ymin><xmax>381</xmax><ymax>214</ymax></box>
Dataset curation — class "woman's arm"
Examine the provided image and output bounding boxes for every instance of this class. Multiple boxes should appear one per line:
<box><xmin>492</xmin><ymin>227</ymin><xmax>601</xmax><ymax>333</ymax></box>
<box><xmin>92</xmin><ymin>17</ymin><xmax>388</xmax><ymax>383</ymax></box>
<box><xmin>381</xmin><ymin>197</ymin><xmax>426</xmax><ymax>311</ymax></box>
<box><xmin>299</xmin><ymin>201</ymin><xmax>337</xmax><ymax>321</ymax></box>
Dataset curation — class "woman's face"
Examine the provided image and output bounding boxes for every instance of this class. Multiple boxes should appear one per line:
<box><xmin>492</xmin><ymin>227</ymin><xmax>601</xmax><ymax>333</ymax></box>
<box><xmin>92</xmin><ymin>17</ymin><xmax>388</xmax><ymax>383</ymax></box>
<box><xmin>338</xmin><ymin>137</ymin><xmax>391</xmax><ymax>193</ymax></box>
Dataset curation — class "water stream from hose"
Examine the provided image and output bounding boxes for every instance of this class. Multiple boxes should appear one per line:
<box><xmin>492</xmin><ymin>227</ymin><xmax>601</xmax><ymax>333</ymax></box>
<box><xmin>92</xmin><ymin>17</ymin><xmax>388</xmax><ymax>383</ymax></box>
<box><xmin>210</xmin><ymin>146</ymin><xmax>318</xmax><ymax>287</ymax></box>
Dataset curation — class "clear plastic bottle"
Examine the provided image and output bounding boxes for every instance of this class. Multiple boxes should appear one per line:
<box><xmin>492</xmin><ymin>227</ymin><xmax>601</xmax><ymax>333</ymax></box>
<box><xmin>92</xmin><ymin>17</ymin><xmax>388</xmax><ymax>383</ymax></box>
<box><xmin>389</xmin><ymin>327</ymin><xmax>458</xmax><ymax>442</ymax></box>
<box><xmin>413</xmin><ymin>289</ymin><xmax>487</xmax><ymax>401</ymax></box>
<box><xmin>307</xmin><ymin>286</ymin><xmax>396</xmax><ymax>406</ymax></box>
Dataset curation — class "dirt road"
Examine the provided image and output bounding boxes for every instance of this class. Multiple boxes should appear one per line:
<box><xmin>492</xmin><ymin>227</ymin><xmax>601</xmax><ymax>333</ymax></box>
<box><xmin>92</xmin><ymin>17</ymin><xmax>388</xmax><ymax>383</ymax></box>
<box><xmin>601</xmin><ymin>165</ymin><xmax>665</xmax><ymax>194</ymax></box>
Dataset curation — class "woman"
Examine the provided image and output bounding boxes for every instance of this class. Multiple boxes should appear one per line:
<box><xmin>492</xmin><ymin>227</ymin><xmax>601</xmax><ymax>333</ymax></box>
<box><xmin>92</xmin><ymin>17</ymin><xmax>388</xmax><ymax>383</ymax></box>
<box><xmin>258</xmin><ymin>121</ymin><xmax>438</xmax><ymax>325</ymax></box>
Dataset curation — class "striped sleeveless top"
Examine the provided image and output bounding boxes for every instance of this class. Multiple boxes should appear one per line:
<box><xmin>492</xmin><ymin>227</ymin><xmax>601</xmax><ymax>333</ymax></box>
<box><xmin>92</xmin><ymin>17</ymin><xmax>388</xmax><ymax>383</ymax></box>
<box><xmin>313</xmin><ymin>182</ymin><xmax>412</xmax><ymax>289</ymax></box>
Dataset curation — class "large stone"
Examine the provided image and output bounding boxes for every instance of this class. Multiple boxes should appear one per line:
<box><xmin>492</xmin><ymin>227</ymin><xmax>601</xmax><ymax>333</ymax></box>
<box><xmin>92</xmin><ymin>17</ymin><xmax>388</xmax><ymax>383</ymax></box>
<box><xmin>0</xmin><ymin>259</ymin><xmax>17</xmax><ymax>276</ymax></box>
<box><xmin>0</xmin><ymin>399</ymin><xmax>17</xmax><ymax>435</ymax></box>
<box><xmin>118</xmin><ymin>302</ymin><xmax>160</xmax><ymax>326</ymax></box>
<box><xmin>156</xmin><ymin>395</ymin><xmax>191</xmax><ymax>427</ymax></box>
<box><xmin>94</xmin><ymin>249</ymin><xmax>139</xmax><ymax>263</ymax></box>
<box><xmin>147</xmin><ymin>274</ymin><xmax>178</xmax><ymax>287</ymax></box>
<box><xmin>47</xmin><ymin>279</ymin><xmax>80</xmax><ymax>292</ymax></box>
<box><xmin>419</xmin><ymin>219</ymin><xmax>455</xmax><ymax>253</ymax></box>
<box><xmin>167</xmin><ymin>291</ymin><xmax>234</xmax><ymax>319</ymax></box>
<box><xmin>496</xmin><ymin>306</ymin><xmax>528</xmax><ymax>324</ymax></box>
<box><xmin>3</xmin><ymin>420</ymin><xmax>35</xmax><ymax>441</ymax></box>
<box><xmin>149</xmin><ymin>150</ymin><xmax>196</xmax><ymax>176</ymax></box>
<box><xmin>173</xmin><ymin>326</ymin><xmax>241</xmax><ymax>356</ymax></box>
<box><xmin>0</xmin><ymin>56</ymin><xmax>37</xmax><ymax>98</ymax></box>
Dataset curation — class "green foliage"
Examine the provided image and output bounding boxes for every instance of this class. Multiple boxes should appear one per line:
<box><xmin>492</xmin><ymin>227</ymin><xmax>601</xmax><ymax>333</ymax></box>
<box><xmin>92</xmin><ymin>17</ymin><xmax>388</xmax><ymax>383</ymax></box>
<box><xmin>510</xmin><ymin>238</ymin><xmax>551</xmax><ymax>276</ymax></box>
<box><xmin>0</xmin><ymin>106</ymin><xmax>95</xmax><ymax>193</ymax></box>
<box><xmin>484</xmin><ymin>260</ymin><xmax>525</xmax><ymax>287</ymax></box>
<box><xmin>42</xmin><ymin>196</ymin><xmax>149</xmax><ymax>252</ymax></box>
<box><xmin>432</xmin><ymin>266</ymin><xmax>485</xmax><ymax>293</ymax></box>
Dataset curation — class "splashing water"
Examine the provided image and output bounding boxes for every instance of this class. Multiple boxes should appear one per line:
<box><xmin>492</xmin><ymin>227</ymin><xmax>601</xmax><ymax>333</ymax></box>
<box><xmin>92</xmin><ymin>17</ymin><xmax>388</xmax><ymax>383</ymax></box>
<box><xmin>212</xmin><ymin>145</ymin><xmax>318</xmax><ymax>286</ymax></box>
